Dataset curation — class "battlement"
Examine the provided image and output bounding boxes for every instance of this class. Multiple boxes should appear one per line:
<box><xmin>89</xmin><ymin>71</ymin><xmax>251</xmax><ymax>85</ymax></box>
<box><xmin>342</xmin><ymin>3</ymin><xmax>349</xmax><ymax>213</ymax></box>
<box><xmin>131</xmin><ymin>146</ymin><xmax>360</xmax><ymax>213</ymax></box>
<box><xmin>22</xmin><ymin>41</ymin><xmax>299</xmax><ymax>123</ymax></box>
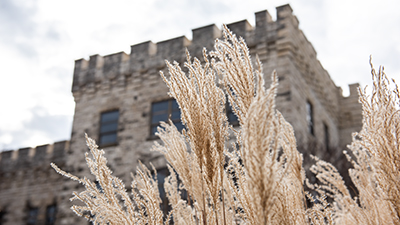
<box><xmin>0</xmin><ymin>140</ymin><xmax>69</xmax><ymax>173</ymax></box>
<box><xmin>338</xmin><ymin>83</ymin><xmax>363</xmax><ymax>149</ymax></box>
<box><xmin>71</xmin><ymin>4</ymin><xmax>302</xmax><ymax>93</ymax></box>
<box><xmin>348</xmin><ymin>83</ymin><xmax>360</xmax><ymax>98</ymax></box>
<box><xmin>70</xmin><ymin>4</ymin><xmax>352</xmax><ymax>125</ymax></box>
<box><xmin>0</xmin><ymin>5</ymin><xmax>365</xmax><ymax>224</ymax></box>
<box><xmin>337</xmin><ymin>83</ymin><xmax>360</xmax><ymax>99</ymax></box>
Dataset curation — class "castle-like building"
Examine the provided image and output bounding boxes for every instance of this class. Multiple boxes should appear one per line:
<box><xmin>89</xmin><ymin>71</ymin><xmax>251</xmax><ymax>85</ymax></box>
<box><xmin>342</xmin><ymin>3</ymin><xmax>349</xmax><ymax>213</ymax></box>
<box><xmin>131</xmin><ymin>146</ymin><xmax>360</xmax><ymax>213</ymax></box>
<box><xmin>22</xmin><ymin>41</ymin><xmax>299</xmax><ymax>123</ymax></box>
<box><xmin>0</xmin><ymin>5</ymin><xmax>362</xmax><ymax>225</ymax></box>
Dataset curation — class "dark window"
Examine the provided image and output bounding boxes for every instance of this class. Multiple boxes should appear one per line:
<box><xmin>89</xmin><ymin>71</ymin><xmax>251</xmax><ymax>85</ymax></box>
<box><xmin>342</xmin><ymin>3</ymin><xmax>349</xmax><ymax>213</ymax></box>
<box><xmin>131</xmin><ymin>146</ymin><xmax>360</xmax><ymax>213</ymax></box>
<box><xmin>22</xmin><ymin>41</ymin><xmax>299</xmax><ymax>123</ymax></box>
<box><xmin>94</xmin><ymin>181</ymin><xmax>104</xmax><ymax>193</ymax></box>
<box><xmin>324</xmin><ymin>123</ymin><xmax>329</xmax><ymax>150</ymax></box>
<box><xmin>306</xmin><ymin>101</ymin><xmax>314</xmax><ymax>136</ymax></box>
<box><xmin>226</xmin><ymin>89</ymin><xmax>239</xmax><ymax>125</ymax></box>
<box><xmin>99</xmin><ymin>110</ymin><xmax>119</xmax><ymax>146</ymax></box>
<box><xmin>150</xmin><ymin>99</ymin><xmax>183</xmax><ymax>136</ymax></box>
<box><xmin>0</xmin><ymin>208</ymin><xmax>6</xmax><ymax>225</ymax></box>
<box><xmin>27</xmin><ymin>207</ymin><xmax>38</xmax><ymax>225</ymax></box>
<box><xmin>85</xmin><ymin>213</ymin><xmax>95</xmax><ymax>225</ymax></box>
<box><xmin>226</xmin><ymin>102</ymin><xmax>239</xmax><ymax>125</ymax></box>
<box><xmin>46</xmin><ymin>205</ymin><xmax>57</xmax><ymax>225</ymax></box>
<box><xmin>154</xmin><ymin>168</ymin><xmax>170</xmax><ymax>215</ymax></box>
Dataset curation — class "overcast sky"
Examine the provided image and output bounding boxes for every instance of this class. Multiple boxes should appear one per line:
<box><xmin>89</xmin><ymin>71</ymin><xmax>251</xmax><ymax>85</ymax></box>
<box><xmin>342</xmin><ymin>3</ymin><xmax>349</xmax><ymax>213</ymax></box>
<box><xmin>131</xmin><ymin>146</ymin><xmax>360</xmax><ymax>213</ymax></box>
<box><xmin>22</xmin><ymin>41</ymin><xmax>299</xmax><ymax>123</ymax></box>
<box><xmin>0</xmin><ymin>0</ymin><xmax>399</xmax><ymax>151</ymax></box>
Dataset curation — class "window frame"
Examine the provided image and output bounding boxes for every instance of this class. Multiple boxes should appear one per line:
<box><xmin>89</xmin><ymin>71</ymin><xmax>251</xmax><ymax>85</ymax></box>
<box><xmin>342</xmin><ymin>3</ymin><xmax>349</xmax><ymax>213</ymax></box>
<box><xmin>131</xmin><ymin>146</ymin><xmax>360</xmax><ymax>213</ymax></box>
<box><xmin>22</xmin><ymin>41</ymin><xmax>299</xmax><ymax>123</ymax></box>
<box><xmin>26</xmin><ymin>207</ymin><xmax>39</xmax><ymax>225</ymax></box>
<box><xmin>98</xmin><ymin>109</ymin><xmax>119</xmax><ymax>147</ymax></box>
<box><xmin>45</xmin><ymin>204</ymin><xmax>57</xmax><ymax>225</ymax></box>
<box><xmin>149</xmin><ymin>99</ymin><xmax>182</xmax><ymax>138</ymax></box>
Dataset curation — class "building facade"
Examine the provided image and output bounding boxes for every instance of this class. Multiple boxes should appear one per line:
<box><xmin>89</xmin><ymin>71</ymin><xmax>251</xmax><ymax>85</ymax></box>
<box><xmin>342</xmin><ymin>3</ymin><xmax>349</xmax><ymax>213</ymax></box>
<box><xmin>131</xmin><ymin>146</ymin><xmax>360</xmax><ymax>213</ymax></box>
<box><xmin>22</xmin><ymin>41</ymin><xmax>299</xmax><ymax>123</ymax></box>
<box><xmin>0</xmin><ymin>4</ymin><xmax>362</xmax><ymax>225</ymax></box>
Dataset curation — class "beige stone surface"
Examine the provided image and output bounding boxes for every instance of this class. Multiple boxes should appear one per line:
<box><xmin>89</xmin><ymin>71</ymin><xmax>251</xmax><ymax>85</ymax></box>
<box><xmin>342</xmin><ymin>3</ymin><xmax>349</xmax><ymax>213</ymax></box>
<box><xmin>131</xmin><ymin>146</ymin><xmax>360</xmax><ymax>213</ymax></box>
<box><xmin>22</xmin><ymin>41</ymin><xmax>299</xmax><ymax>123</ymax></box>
<box><xmin>0</xmin><ymin>4</ymin><xmax>362</xmax><ymax>224</ymax></box>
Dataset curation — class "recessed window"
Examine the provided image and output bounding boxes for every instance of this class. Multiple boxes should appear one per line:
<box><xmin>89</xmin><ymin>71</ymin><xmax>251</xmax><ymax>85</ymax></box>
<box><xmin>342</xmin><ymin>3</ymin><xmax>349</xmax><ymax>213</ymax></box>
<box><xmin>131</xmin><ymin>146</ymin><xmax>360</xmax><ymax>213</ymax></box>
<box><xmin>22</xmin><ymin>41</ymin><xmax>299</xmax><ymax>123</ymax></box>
<box><xmin>153</xmin><ymin>168</ymin><xmax>170</xmax><ymax>215</ymax></box>
<box><xmin>27</xmin><ymin>207</ymin><xmax>38</xmax><ymax>225</ymax></box>
<box><xmin>306</xmin><ymin>101</ymin><xmax>314</xmax><ymax>136</ymax></box>
<box><xmin>226</xmin><ymin>102</ymin><xmax>239</xmax><ymax>125</ymax></box>
<box><xmin>226</xmin><ymin>90</ymin><xmax>239</xmax><ymax>125</ymax></box>
<box><xmin>150</xmin><ymin>99</ymin><xmax>183</xmax><ymax>136</ymax></box>
<box><xmin>0</xmin><ymin>208</ymin><xmax>6</xmax><ymax>225</ymax></box>
<box><xmin>46</xmin><ymin>205</ymin><xmax>57</xmax><ymax>225</ymax></box>
<box><xmin>324</xmin><ymin>123</ymin><xmax>329</xmax><ymax>150</ymax></box>
<box><xmin>94</xmin><ymin>181</ymin><xmax>104</xmax><ymax>193</ymax></box>
<box><xmin>99</xmin><ymin>110</ymin><xmax>119</xmax><ymax>146</ymax></box>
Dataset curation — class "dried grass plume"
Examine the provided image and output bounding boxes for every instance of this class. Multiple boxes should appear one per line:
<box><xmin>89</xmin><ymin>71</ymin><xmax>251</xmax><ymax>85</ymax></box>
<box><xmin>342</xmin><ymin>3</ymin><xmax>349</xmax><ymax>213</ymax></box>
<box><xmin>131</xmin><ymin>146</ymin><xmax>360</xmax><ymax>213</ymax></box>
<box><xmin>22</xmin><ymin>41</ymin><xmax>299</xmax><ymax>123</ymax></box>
<box><xmin>52</xmin><ymin>26</ymin><xmax>400</xmax><ymax>225</ymax></box>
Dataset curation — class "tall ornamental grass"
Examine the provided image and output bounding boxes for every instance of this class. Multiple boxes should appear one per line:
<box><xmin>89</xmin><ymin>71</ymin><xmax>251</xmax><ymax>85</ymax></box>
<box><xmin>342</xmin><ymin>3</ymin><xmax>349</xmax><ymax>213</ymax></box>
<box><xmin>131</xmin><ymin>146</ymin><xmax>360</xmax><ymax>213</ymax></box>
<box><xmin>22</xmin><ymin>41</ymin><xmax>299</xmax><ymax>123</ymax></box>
<box><xmin>52</xmin><ymin>26</ymin><xmax>400</xmax><ymax>225</ymax></box>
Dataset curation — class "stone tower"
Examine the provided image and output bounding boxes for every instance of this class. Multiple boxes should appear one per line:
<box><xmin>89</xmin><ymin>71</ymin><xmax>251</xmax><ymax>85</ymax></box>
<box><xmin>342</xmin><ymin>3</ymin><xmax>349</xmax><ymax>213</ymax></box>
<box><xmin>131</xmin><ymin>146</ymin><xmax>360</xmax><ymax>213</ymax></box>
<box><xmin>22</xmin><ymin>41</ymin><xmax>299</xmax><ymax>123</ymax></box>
<box><xmin>0</xmin><ymin>4</ymin><xmax>362</xmax><ymax>225</ymax></box>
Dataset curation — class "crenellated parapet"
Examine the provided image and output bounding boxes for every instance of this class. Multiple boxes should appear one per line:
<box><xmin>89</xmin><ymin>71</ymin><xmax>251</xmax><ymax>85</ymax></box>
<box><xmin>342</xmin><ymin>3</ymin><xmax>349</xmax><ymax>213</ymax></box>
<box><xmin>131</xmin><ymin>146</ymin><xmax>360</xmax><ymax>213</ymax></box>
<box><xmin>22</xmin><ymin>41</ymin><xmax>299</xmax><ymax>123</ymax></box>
<box><xmin>69</xmin><ymin>4</ymin><xmax>355</xmax><ymax>129</ymax></box>
<box><xmin>226</xmin><ymin>20</ymin><xmax>252</xmax><ymax>41</ymax></box>
<box><xmin>70</xmin><ymin>4</ymin><xmax>305</xmax><ymax>95</ymax></box>
<box><xmin>338</xmin><ymin>83</ymin><xmax>363</xmax><ymax>149</ymax></box>
<box><xmin>0</xmin><ymin>5</ymin><xmax>366</xmax><ymax>224</ymax></box>
<box><xmin>0</xmin><ymin>141</ymin><xmax>69</xmax><ymax>174</ymax></box>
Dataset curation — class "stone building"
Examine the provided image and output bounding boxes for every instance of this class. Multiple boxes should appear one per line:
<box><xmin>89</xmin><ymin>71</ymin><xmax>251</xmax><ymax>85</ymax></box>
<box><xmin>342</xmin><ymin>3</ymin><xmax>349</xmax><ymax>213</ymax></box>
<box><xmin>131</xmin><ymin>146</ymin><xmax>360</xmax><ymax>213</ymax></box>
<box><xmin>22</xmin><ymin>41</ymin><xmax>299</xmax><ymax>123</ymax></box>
<box><xmin>0</xmin><ymin>4</ymin><xmax>362</xmax><ymax>225</ymax></box>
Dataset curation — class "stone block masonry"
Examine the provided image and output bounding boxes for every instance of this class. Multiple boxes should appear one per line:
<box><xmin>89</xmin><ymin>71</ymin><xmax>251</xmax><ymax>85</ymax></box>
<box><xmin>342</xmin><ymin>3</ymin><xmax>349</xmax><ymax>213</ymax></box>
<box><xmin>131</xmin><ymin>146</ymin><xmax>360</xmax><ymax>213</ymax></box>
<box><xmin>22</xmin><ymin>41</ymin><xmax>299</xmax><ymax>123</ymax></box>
<box><xmin>0</xmin><ymin>4</ymin><xmax>362</xmax><ymax>225</ymax></box>
<box><xmin>0</xmin><ymin>141</ymin><xmax>69</xmax><ymax>225</ymax></box>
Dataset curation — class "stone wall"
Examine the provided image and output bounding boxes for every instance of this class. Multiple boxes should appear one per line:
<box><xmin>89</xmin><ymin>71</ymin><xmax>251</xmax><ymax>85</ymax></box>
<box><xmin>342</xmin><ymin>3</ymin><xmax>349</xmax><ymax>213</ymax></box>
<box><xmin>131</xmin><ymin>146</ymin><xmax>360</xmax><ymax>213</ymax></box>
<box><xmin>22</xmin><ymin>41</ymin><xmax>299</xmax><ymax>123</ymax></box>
<box><xmin>70</xmin><ymin>4</ymin><xmax>362</xmax><ymax>173</ymax></box>
<box><xmin>0</xmin><ymin>4</ymin><xmax>363</xmax><ymax>225</ymax></box>
<box><xmin>0</xmin><ymin>141</ymin><xmax>69</xmax><ymax>225</ymax></box>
